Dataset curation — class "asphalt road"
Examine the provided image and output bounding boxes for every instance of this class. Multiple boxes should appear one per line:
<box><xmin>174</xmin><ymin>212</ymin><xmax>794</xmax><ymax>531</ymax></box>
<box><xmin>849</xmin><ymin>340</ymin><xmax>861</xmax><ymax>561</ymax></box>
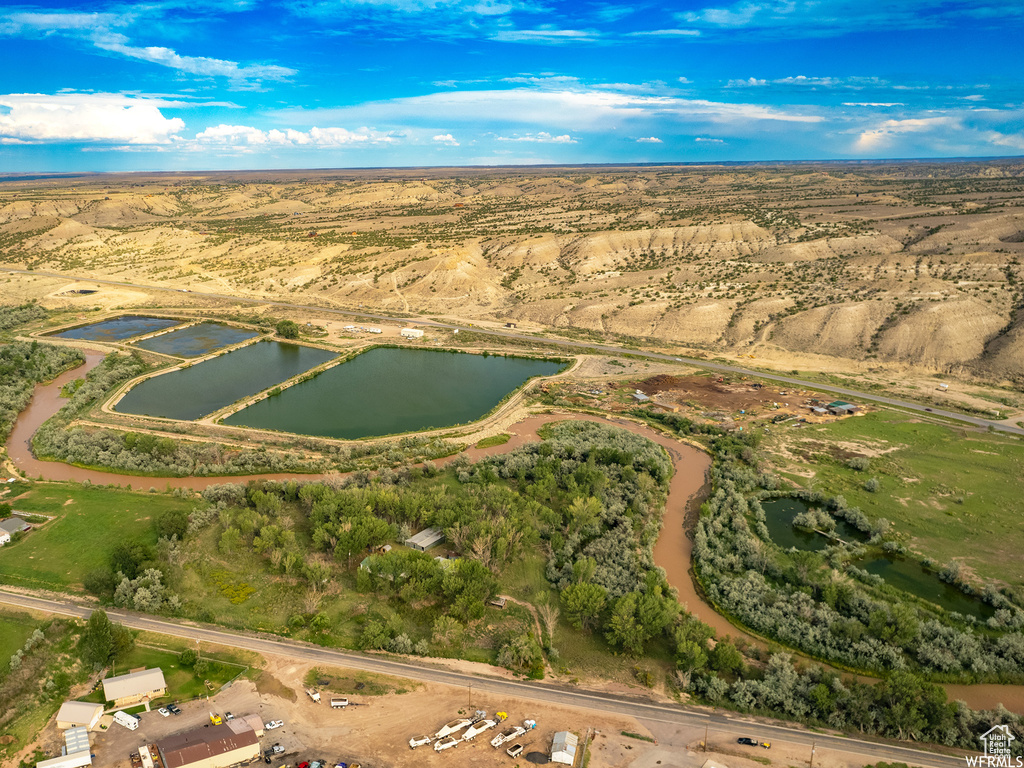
<box><xmin>0</xmin><ymin>590</ymin><xmax>970</xmax><ymax>768</ymax></box>
<box><xmin>6</xmin><ymin>266</ymin><xmax>1022</xmax><ymax>436</ymax></box>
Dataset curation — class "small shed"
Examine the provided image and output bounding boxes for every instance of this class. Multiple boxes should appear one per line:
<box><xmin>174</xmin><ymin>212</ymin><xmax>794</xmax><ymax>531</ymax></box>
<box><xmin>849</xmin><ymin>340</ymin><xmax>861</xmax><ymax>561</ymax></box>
<box><xmin>632</xmin><ymin>390</ymin><xmax>650</xmax><ymax>402</ymax></box>
<box><xmin>63</xmin><ymin>727</ymin><xmax>91</xmax><ymax>756</ymax></box>
<box><xmin>56</xmin><ymin>701</ymin><xmax>103</xmax><ymax>730</ymax></box>
<box><xmin>0</xmin><ymin>517</ymin><xmax>30</xmax><ymax>536</ymax></box>
<box><xmin>232</xmin><ymin>715</ymin><xmax>264</xmax><ymax>738</ymax></box>
<box><xmin>551</xmin><ymin>731</ymin><xmax>579</xmax><ymax>765</ymax></box>
<box><xmin>826</xmin><ymin>401</ymin><xmax>857</xmax><ymax>416</ymax></box>
<box><xmin>406</xmin><ymin>528</ymin><xmax>444</xmax><ymax>552</ymax></box>
<box><xmin>35</xmin><ymin>753</ymin><xmax>91</xmax><ymax>768</ymax></box>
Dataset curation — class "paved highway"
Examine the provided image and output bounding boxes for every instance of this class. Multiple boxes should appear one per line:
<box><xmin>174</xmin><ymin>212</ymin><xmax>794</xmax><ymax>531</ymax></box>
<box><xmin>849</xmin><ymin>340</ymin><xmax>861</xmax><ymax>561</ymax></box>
<box><xmin>6</xmin><ymin>266</ymin><xmax>1022</xmax><ymax>436</ymax></box>
<box><xmin>0</xmin><ymin>590</ymin><xmax>970</xmax><ymax>768</ymax></box>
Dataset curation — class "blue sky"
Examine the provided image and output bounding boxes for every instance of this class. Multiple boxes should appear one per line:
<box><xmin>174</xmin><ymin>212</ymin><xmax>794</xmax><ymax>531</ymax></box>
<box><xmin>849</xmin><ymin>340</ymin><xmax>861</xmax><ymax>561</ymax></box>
<box><xmin>1</xmin><ymin>0</ymin><xmax>1022</xmax><ymax>171</ymax></box>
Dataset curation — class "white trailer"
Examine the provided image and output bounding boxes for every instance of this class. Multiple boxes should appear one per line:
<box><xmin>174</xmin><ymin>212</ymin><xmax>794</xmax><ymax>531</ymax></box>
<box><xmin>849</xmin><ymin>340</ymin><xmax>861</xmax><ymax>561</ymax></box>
<box><xmin>306</xmin><ymin>689</ymin><xmax>321</xmax><ymax>703</ymax></box>
<box><xmin>408</xmin><ymin>735</ymin><xmax>433</xmax><ymax>749</ymax></box>
<box><xmin>330</xmin><ymin>697</ymin><xmax>348</xmax><ymax>709</ymax></box>
<box><xmin>491</xmin><ymin>725</ymin><xmax>526</xmax><ymax>748</ymax></box>
<box><xmin>434</xmin><ymin>737</ymin><xmax>459</xmax><ymax>752</ymax></box>
<box><xmin>461</xmin><ymin>719</ymin><xmax>497</xmax><ymax>741</ymax></box>
<box><xmin>434</xmin><ymin>718</ymin><xmax>472</xmax><ymax>739</ymax></box>
<box><xmin>113</xmin><ymin>711</ymin><xmax>139</xmax><ymax>731</ymax></box>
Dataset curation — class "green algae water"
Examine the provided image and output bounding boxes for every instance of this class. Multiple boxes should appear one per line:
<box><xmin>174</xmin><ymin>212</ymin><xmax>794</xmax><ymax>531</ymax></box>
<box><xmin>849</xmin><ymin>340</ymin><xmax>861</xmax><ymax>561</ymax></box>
<box><xmin>51</xmin><ymin>315</ymin><xmax>181</xmax><ymax>342</ymax></box>
<box><xmin>115</xmin><ymin>341</ymin><xmax>336</xmax><ymax>421</ymax></box>
<box><xmin>134</xmin><ymin>322</ymin><xmax>259</xmax><ymax>357</ymax></box>
<box><xmin>224</xmin><ymin>347</ymin><xmax>564</xmax><ymax>439</ymax></box>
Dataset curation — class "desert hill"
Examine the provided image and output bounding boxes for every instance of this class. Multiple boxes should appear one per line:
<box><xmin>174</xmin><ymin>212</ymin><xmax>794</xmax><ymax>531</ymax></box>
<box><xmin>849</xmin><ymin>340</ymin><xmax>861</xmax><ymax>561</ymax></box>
<box><xmin>2</xmin><ymin>161</ymin><xmax>1023</xmax><ymax>380</ymax></box>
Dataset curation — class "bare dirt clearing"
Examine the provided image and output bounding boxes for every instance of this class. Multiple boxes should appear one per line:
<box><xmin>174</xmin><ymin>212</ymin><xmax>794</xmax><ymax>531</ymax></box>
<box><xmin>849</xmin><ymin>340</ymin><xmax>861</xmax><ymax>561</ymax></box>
<box><xmin>3</xmin><ymin>162</ymin><xmax>1024</xmax><ymax>386</ymax></box>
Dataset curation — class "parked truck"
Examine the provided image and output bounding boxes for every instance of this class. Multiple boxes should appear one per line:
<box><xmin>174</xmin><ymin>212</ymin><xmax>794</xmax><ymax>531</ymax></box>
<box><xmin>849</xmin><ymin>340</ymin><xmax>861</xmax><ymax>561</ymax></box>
<box><xmin>114</xmin><ymin>711</ymin><xmax>140</xmax><ymax>731</ymax></box>
<box><xmin>306</xmin><ymin>689</ymin><xmax>321</xmax><ymax>703</ymax></box>
<box><xmin>330</xmin><ymin>697</ymin><xmax>348</xmax><ymax>709</ymax></box>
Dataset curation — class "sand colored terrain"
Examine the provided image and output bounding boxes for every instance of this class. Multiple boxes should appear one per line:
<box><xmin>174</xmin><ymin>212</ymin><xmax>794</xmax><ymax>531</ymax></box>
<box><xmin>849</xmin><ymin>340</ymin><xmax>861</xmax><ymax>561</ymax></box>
<box><xmin>2</xmin><ymin>161</ymin><xmax>1024</xmax><ymax>383</ymax></box>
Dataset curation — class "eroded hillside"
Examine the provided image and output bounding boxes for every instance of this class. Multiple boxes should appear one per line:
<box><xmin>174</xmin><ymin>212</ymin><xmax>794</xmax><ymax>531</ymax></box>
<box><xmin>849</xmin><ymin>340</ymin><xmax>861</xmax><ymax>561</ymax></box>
<box><xmin>2</xmin><ymin>162</ymin><xmax>1023</xmax><ymax>379</ymax></box>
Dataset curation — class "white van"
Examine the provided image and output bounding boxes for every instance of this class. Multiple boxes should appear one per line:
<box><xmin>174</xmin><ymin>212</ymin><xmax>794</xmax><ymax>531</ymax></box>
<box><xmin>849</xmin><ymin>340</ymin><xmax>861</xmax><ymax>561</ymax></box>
<box><xmin>114</xmin><ymin>711</ymin><xmax>140</xmax><ymax>730</ymax></box>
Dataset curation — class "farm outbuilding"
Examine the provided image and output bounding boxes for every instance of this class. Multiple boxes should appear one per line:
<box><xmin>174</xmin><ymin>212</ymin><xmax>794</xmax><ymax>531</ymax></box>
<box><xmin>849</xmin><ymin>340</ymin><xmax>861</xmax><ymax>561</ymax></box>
<box><xmin>156</xmin><ymin>723</ymin><xmax>259</xmax><ymax>768</ymax></box>
<box><xmin>826</xmin><ymin>401</ymin><xmax>858</xmax><ymax>416</ymax></box>
<box><xmin>0</xmin><ymin>517</ymin><xmax>30</xmax><ymax>536</ymax></box>
<box><xmin>56</xmin><ymin>701</ymin><xmax>103</xmax><ymax>730</ymax></box>
<box><xmin>401</xmin><ymin>328</ymin><xmax>425</xmax><ymax>339</ymax></box>
<box><xmin>101</xmin><ymin>667</ymin><xmax>166</xmax><ymax>706</ymax></box>
<box><xmin>551</xmin><ymin>731</ymin><xmax>579</xmax><ymax>765</ymax></box>
<box><xmin>406</xmin><ymin>527</ymin><xmax>444</xmax><ymax>551</ymax></box>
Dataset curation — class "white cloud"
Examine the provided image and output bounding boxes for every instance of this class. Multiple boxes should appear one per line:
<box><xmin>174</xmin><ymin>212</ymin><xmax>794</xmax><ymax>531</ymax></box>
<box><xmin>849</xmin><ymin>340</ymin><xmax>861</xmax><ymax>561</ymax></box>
<box><xmin>695</xmin><ymin>137</ymin><xmax>725</xmax><ymax>143</ymax></box>
<box><xmin>636</xmin><ymin>136</ymin><xmax>662</xmax><ymax>143</ymax></box>
<box><xmin>274</xmin><ymin>87</ymin><xmax>824</xmax><ymax>130</ymax></box>
<box><xmin>0</xmin><ymin>92</ymin><xmax>184</xmax><ymax>144</ymax></box>
<box><xmin>193</xmin><ymin>124</ymin><xmax>399</xmax><ymax>149</ymax></box>
<box><xmin>1</xmin><ymin>9</ymin><xmax>295</xmax><ymax>86</ymax></box>
<box><xmin>676</xmin><ymin>0</ymin><xmax>1024</xmax><ymax>37</ymax></box>
<box><xmin>843</xmin><ymin>102</ymin><xmax>904</xmax><ymax>107</ymax></box>
<box><xmin>728</xmin><ymin>75</ymin><xmax>888</xmax><ymax>89</ymax></box>
<box><xmin>678</xmin><ymin>77</ymin><xmax>693</xmax><ymax>84</ymax></box>
<box><xmin>433</xmin><ymin>133</ymin><xmax>460</xmax><ymax>145</ymax></box>
<box><xmin>626</xmin><ymin>29</ymin><xmax>701</xmax><ymax>37</ymax></box>
<box><xmin>854</xmin><ymin>117</ymin><xmax>955</xmax><ymax>150</ymax></box>
<box><xmin>489</xmin><ymin>28</ymin><xmax>601</xmax><ymax>43</ymax></box>
<box><xmin>496</xmin><ymin>131</ymin><xmax>576</xmax><ymax>143</ymax></box>
<box><xmin>94</xmin><ymin>37</ymin><xmax>296</xmax><ymax>85</ymax></box>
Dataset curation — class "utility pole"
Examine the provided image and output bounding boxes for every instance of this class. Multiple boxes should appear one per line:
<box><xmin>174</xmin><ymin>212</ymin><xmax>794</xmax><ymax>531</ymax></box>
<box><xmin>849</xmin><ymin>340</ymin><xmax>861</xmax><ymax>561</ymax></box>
<box><xmin>703</xmin><ymin>723</ymin><xmax>708</xmax><ymax>752</ymax></box>
<box><xmin>809</xmin><ymin>740</ymin><xmax>816</xmax><ymax>768</ymax></box>
<box><xmin>468</xmin><ymin>682</ymin><xmax>472</xmax><ymax>709</ymax></box>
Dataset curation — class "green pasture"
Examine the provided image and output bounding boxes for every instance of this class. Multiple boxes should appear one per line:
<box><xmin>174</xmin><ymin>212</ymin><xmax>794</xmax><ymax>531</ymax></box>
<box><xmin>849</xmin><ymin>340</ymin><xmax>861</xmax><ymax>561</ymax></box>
<box><xmin>0</xmin><ymin>484</ymin><xmax>194</xmax><ymax>590</ymax></box>
<box><xmin>769</xmin><ymin>409</ymin><xmax>1024</xmax><ymax>585</ymax></box>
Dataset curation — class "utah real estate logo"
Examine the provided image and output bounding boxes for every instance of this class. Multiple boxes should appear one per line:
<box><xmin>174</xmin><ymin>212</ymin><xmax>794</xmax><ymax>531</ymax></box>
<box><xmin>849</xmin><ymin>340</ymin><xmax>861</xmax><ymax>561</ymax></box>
<box><xmin>967</xmin><ymin>725</ymin><xmax>1022</xmax><ymax>767</ymax></box>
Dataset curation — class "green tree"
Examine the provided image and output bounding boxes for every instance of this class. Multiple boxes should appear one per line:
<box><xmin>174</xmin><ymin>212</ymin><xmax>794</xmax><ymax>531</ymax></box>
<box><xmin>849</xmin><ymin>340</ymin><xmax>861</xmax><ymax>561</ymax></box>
<box><xmin>708</xmin><ymin>638</ymin><xmax>743</xmax><ymax>675</ymax></box>
<box><xmin>276</xmin><ymin>319</ymin><xmax>300</xmax><ymax>339</ymax></box>
<box><xmin>79</xmin><ymin>609</ymin><xmax>134</xmax><ymax>669</ymax></box>
<box><xmin>562</xmin><ymin>582</ymin><xmax>607</xmax><ymax>631</ymax></box>
<box><xmin>605</xmin><ymin>593</ymin><xmax>647</xmax><ymax>655</ymax></box>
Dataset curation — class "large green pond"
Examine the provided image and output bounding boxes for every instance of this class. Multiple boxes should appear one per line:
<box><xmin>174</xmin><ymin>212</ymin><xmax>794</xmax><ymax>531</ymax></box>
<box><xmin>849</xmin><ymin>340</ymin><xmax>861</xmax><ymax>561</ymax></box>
<box><xmin>762</xmin><ymin>498</ymin><xmax>993</xmax><ymax>618</ymax></box>
<box><xmin>134</xmin><ymin>322</ymin><xmax>259</xmax><ymax>358</ymax></box>
<box><xmin>761</xmin><ymin>497</ymin><xmax>865</xmax><ymax>551</ymax></box>
<box><xmin>857</xmin><ymin>556</ymin><xmax>995</xmax><ymax>620</ymax></box>
<box><xmin>51</xmin><ymin>315</ymin><xmax>181</xmax><ymax>342</ymax></box>
<box><xmin>115</xmin><ymin>341</ymin><xmax>337</xmax><ymax>421</ymax></box>
<box><xmin>224</xmin><ymin>347</ymin><xmax>565</xmax><ymax>439</ymax></box>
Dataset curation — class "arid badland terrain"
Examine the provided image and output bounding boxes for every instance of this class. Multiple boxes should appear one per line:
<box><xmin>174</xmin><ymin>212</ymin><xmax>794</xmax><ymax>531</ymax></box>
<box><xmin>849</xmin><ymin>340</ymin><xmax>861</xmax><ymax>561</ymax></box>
<box><xmin>3</xmin><ymin>160</ymin><xmax>1023</xmax><ymax>382</ymax></box>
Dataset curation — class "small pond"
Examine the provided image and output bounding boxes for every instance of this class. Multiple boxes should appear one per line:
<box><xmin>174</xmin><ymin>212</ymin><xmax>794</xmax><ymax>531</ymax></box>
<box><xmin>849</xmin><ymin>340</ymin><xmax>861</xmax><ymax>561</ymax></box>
<box><xmin>49</xmin><ymin>315</ymin><xmax>181</xmax><ymax>342</ymax></box>
<box><xmin>114</xmin><ymin>341</ymin><xmax>337</xmax><ymax>421</ymax></box>
<box><xmin>224</xmin><ymin>347</ymin><xmax>565</xmax><ymax>439</ymax></box>
<box><xmin>133</xmin><ymin>322</ymin><xmax>259</xmax><ymax>358</ymax></box>
<box><xmin>761</xmin><ymin>497</ymin><xmax>865</xmax><ymax>551</ymax></box>
<box><xmin>857</xmin><ymin>556</ymin><xmax>995</xmax><ymax>620</ymax></box>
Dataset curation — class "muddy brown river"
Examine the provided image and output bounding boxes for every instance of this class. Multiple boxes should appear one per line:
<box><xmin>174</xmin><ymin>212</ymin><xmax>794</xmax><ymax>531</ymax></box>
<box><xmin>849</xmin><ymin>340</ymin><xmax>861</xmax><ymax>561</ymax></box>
<box><xmin>6</xmin><ymin>354</ymin><xmax>1023</xmax><ymax>713</ymax></box>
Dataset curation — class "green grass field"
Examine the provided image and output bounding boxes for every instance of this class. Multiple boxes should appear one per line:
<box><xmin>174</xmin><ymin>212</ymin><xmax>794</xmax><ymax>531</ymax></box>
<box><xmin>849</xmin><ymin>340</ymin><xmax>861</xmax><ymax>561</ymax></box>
<box><xmin>107</xmin><ymin>644</ymin><xmax>249</xmax><ymax>704</ymax></box>
<box><xmin>0</xmin><ymin>484</ymin><xmax>195</xmax><ymax>590</ymax></box>
<box><xmin>767</xmin><ymin>409</ymin><xmax>1024</xmax><ymax>586</ymax></box>
<box><xmin>0</xmin><ymin>609</ymin><xmax>39</xmax><ymax>666</ymax></box>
